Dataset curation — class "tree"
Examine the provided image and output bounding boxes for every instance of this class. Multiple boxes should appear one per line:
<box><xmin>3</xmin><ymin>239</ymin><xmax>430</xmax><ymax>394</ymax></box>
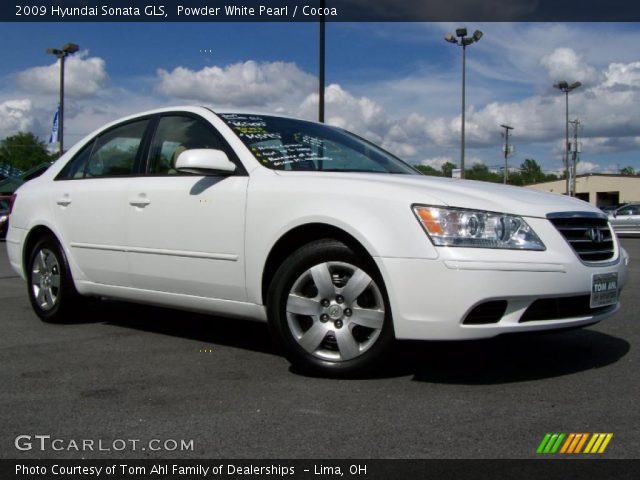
<box><xmin>441</xmin><ymin>161</ymin><xmax>457</xmax><ymax>178</ymax></box>
<box><xmin>415</xmin><ymin>164</ymin><xmax>441</xmax><ymax>176</ymax></box>
<box><xmin>466</xmin><ymin>163</ymin><xmax>502</xmax><ymax>183</ymax></box>
<box><xmin>520</xmin><ymin>158</ymin><xmax>544</xmax><ymax>184</ymax></box>
<box><xmin>0</xmin><ymin>132</ymin><xmax>54</xmax><ymax>171</ymax></box>
<box><xmin>619</xmin><ymin>166</ymin><xmax>636</xmax><ymax>176</ymax></box>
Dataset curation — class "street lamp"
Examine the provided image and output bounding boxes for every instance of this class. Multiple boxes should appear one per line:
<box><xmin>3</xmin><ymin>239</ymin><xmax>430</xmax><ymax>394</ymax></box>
<box><xmin>46</xmin><ymin>43</ymin><xmax>79</xmax><ymax>157</ymax></box>
<box><xmin>318</xmin><ymin>0</ymin><xmax>325</xmax><ymax>123</ymax></box>
<box><xmin>553</xmin><ymin>80</ymin><xmax>581</xmax><ymax>196</ymax></box>
<box><xmin>445</xmin><ymin>27</ymin><xmax>483</xmax><ymax>179</ymax></box>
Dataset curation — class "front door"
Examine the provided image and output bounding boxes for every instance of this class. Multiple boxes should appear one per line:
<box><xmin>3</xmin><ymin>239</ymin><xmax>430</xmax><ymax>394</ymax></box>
<box><xmin>125</xmin><ymin>114</ymin><xmax>248</xmax><ymax>301</ymax></box>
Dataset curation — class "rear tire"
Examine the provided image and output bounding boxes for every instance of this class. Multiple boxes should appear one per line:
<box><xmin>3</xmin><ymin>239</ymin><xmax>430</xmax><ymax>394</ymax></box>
<box><xmin>267</xmin><ymin>239</ymin><xmax>394</xmax><ymax>376</ymax></box>
<box><xmin>27</xmin><ymin>235</ymin><xmax>83</xmax><ymax>323</ymax></box>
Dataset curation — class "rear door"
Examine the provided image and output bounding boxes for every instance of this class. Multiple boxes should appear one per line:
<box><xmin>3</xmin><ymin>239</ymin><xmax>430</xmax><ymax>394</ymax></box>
<box><xmin>51</xmin><ymin>118</ymin><xmax>151</xmax><ymax>286</ymax></box>
<box><xmin>125</xmin><ymin>113</ymin><xmax>248</xmax><ymax>301</ymax></box>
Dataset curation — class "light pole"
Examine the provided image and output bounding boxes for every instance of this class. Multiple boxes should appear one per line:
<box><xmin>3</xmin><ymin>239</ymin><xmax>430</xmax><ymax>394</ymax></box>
<box><xmin>445</xmin><ymin>27</ymin><xmax>483</xmax><ymax>179</ymax></box>
<box><xmin>318</xmin><ymin>0</ymin><xmax>325</xmax><ymax>123</ymax></box>
<box><xmin>46</xmin><ymin>43</ymin><xmax>79</xmax><ymax>157</ymax></box>
<box><xmin>500</xmin><ymin>124</ymin><xmax>514</xmax><ymax>184</ymax></box>
<box><xmin>553</xmin><ymin>80</ymin><xmax>581</xmax><ymax>196</ymax></box>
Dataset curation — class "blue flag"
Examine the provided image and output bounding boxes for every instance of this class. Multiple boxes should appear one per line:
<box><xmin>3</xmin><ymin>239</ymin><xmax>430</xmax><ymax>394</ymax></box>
<box><xmin>49</xmin><ymin>107</ymin><xmax>59</xmax><ymax>144</ymax></box>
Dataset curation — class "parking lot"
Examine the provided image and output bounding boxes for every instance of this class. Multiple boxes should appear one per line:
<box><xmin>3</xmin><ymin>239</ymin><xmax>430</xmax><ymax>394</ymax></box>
<box><xmin>1</xmin><ymin>238</ymin><xmax>638</xmax><ymax>459</ymax></box>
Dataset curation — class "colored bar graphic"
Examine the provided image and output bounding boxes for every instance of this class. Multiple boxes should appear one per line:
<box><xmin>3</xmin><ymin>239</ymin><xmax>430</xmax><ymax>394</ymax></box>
<box><xmin>550</xmin><ymin>433</ymin><xmax>565</xmax><ymax>453</ymax></box>
<box><xmin>567</xmin><ymin>433</ymin><xmax>583</xmax><ymax>454</ymax></box>
<box><xmin>544</xmin><ymin>434</ymin><xmax>559</xmax><ymax>453</ymax></box>
<box><xmin>584</xmin><ymin>433</ymin><xmax>614</xmax><ymax>454</ymax></box>
<box><xmin>560</xmin><ymin>433</ymin><xmax>575</xmax><ymax>454</ymax></box>
<box><xmin>538</xmin><ymin>433</ymin><xmax>613</xmax><ymax>454</ymax></box>
<box><xmin>574</xmin><ymin>433</ymin><xmax>589</xmax><ymax>453</ymax></box>
<box><xmin>584</xmin><ymin>433</ymin><xmax>599</xmax><ymax>453</ymax></box>
<box><xmin>598</xmin><ymin>434</ymin><xmax>613</xmax><ymax>453</ymax></box>
<box><xmin>536</xmin><ymin>433</ymin><xmax>552</xmax><ymax>454</ymax></box>
<box><xmin>537</xmin><ymin>433</ymin><xmax>565</xmax><ymax>454</ymax></box>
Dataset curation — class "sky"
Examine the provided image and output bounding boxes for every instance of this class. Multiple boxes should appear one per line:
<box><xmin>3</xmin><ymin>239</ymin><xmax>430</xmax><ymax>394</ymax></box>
<box><xmin>1</xmin><ymin>22</ymin><xmax>640</xmax><ymax>175</ymax></box>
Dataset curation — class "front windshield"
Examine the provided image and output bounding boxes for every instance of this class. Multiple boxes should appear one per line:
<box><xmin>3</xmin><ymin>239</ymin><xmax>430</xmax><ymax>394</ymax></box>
<box><xmin>218</xmin><ymin>113</ymin><xmax>417</xmax><ymax>174</ymax></box>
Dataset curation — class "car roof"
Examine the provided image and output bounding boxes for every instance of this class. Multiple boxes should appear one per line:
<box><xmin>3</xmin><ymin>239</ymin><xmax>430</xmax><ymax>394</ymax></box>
<box><xmin>107</xmin><ymin>106</ymin><xmax>310</xmax><ymax>125</ymax></box>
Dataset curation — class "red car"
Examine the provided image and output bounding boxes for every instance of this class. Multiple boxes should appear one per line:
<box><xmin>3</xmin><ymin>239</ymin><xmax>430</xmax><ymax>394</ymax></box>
<box><xmin>0</xmin><ymin>195</ymin><xmax>11</xmax><ymax>239</ymax></box>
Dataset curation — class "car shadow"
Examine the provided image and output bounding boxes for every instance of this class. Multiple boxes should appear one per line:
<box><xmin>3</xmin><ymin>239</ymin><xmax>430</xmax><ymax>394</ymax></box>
<box><xmin>189</xmin><ymin>176</ymin><xmax>227</xmax><ymax>195</ymax></box>
<box><xmin>90</xmin><ymin>300</ymin><xmax>629</xmax><ymax>384</ymax></box>
<box><xmin>392</xmin><ymin>329</ymin><xmax>630</xmax><ymax>384</ymax></box>
<box><xmin>92</xmin><ymin>299</ymin><xmax>277</xmax><ymax>356</ymax></box>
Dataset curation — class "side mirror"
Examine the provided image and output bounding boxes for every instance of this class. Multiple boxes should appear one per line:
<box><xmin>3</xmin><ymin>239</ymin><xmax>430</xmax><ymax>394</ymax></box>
<box><xmin>175</xmin><ymin>149</ymin><xmax>236</xmax><ymax>175</ymax></box>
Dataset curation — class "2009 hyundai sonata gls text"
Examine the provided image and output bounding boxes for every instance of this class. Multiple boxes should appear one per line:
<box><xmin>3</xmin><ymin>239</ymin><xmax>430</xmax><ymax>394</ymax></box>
<box><xmin>6</xmin><ymin>106</ymin><xmax>630</xmax><ymax>375</ymax></box>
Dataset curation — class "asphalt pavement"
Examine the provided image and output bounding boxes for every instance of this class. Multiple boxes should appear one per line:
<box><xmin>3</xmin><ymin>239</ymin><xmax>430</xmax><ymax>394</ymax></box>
<box><xmin>1</xmin><ymin>238</ymin><xmax>638</xmax><ymax>459</ymax></box>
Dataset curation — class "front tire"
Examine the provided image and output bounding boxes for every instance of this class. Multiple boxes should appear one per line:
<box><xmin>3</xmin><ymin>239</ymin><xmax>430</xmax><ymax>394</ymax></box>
<box><xmin>27</xmin><ymin>236</ymin><xmax>83</xmax><ymax>323</ymax></box>
<box><xmin>267</xmin><ymin>239</ymin><xmax>394</xmax><ymax>376</ymax></box>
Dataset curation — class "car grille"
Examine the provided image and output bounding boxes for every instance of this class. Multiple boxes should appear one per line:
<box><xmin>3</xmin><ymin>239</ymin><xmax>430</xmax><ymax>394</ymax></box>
<box><xmin>547</xmin><ymin>213</ymin><xmax>614</xmax><ymax>262</ymax></box>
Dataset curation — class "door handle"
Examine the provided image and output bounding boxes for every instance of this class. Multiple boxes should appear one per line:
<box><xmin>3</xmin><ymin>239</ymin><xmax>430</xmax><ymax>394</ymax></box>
<box><xmin>129</xmin><ymin>196</ymin><xmax>151</xmax><ymax>207</ymax></box>
<box><xmin>56</xmin><ymin>196</ymin><xmax>72</xmax><ymax>206</ymax></box>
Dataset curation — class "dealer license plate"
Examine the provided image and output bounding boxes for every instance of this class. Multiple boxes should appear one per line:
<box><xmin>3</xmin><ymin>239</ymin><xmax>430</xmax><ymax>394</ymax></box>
<box><xmin>590</xmin><ymin>273</ymin><xmax>618</xmax><ymax>308</ymax></box>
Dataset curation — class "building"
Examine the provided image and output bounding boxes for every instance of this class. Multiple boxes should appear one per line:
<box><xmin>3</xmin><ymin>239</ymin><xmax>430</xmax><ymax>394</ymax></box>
<box><xmin>526</xmin><ymin>173</ymin><xmax>640</xmax><ymax>207</ymax></box>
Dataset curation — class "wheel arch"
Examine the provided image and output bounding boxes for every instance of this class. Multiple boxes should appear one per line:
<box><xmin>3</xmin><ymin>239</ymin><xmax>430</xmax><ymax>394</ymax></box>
<box><xmin>22</xmin><ymin>225</ymin><xmax>59</xmax><ymax>277</ymax></box>
<box><xmin>260</xmin><ymin>222</ymin><xmax>380</xmax><ymax>305</ymax></box>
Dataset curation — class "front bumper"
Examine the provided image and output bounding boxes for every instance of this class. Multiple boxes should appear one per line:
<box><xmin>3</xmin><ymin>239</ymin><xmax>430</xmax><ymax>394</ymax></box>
<box><xmin>375</xmin><ymin>217</ymin><xmax>630</xmax><ymax>341</ymax></box>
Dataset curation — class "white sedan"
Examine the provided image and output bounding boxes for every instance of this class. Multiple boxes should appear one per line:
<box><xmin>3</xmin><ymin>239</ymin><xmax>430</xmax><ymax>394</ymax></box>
<box><xmin>5</xmin><ymin>106</ymin><xmax>630</xmax><ymax>375</ymax></box>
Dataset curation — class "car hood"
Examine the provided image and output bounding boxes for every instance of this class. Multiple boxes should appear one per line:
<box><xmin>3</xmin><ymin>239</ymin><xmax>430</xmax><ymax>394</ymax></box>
<box><xmin>274</xmin><ymin>171</ymin><xmax>600</xmax><ymax>218</ymax></box>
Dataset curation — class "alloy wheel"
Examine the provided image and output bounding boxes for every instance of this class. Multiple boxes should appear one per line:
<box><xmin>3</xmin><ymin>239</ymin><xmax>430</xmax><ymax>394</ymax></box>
<box><xmin>31</xmin><ymin>248</ymin><xmax>61</xmax><ymax>311</ymax></box>
<box><xmin>285</xmin><ymin>261</ymin><xmax>386</xmax><ymax>362</ymax></box>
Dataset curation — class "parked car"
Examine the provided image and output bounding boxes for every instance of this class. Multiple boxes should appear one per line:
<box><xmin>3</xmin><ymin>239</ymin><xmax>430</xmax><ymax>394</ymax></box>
<box><xmin>0</xmin><ymin>196</ymin><xmax>10</xmax><ymax>239</ymax></box>
<box><xmin>608</xmin><ymin>203</ymin><xmax>640</xmax><ymax>236</ymax></box>
<box><xmin>0</xmin><ymin>162</ymin><xmax>51</xmax><ymax>196</ymax></box>
<box><xmin>600</xmin><ymin>203</ymin><xmax>626</xmax><ymax>214</ymax></box>
<box><xmin>5</xmin><ymin>107</ymin><xmax>630</xmax><ymax>375</ymax></box>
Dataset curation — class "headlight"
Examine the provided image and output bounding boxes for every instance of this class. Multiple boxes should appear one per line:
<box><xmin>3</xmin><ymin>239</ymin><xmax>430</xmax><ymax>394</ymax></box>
<box><xmin>0</xmin><ymin>215</ymin><xmax>7</xmax><ymax>223</ymax></box>
<box><xmin>412</xmin><ymin>205</ymin><xmax>545</xmax><ymax>250</ymax></box>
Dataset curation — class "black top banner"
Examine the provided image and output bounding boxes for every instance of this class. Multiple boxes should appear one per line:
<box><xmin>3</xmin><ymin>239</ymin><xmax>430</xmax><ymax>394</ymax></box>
<box><xmin>3</xmin><ymin>0</ymin><xmax>640</xmax><ymax>22</ymax></box>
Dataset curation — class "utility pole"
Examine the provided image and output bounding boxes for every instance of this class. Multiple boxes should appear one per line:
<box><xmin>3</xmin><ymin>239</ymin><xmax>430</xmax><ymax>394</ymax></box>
<box><xmin>568</xmin><ymin>119</ymin><xmax>581</xmax><ymax>197</ymax></box>
<box><xmin>500</xmin><ymin>124</ymin><xmax>514</xmax><ymax>184</ymax></box>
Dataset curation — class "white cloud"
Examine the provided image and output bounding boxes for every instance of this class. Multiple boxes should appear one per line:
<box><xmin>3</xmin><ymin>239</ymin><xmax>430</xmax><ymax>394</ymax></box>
<box><xmin>418</xmin><ymin>156</ymin><xmax>453</xmax><ymax>168</ymax></box>
<box><xmin>540</xmin><ymin>48</ymin><xmax>598</xmax><ymax>85</ymax></box>
<box><xmin>156</xmin><ymin>60</ymin><xmax>316</xmax><ymax>107</ymax></box>
<box><xmin>298</xmin><ymin>84</ymin><xmax>387</xmax><ymax>138</ymax></box>
<box><xmin>602</xmin><ymin>61</ymin><xmax>640</xmax><ymax>90</ymax></box>
<box><xmin>17</xmin><ymin>51</ymin><xmax>108</xmax><ymax>98</ymax></box>
<box><xmin>576</xmin><ymin>161</ymin><xmax>600</xmax><ymax>174</ymax></box>
<box><xmin>0</xmin><ymin>99</ymin><xmax>37</xmax><ymax>138</ymax></box>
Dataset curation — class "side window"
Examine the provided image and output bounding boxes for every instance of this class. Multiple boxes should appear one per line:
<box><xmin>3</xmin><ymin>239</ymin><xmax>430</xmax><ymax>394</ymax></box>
<box><xmin>85</xmin><ymin>119</ymin><xmax>149</xmax><ymax>177</ymax></box>
<box><xmin>57</xmin><ymin>140</ymin><xmax>94</xmax><ymax>180</ymax></box>
<box><xmin>147</xmin><ymin>116</ymin><xmax>224</xmax><ymax>175</ymax></box>
<box><xmin>626</xmin><ymin>205</ymin><xmax>640</xmax><ymax>215</ymax></box>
